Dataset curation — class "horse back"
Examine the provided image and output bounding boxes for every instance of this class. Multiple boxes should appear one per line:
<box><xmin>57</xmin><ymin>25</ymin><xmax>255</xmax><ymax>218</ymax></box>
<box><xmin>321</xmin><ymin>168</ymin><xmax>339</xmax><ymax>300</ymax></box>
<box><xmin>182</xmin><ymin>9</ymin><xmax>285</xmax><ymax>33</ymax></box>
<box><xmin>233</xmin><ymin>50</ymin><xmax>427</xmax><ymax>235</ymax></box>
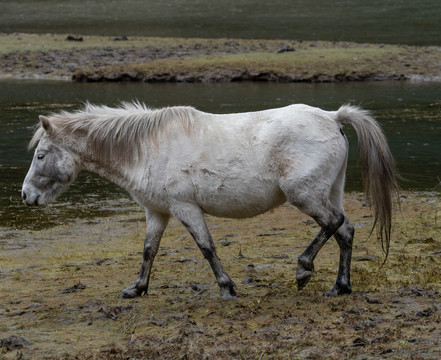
<box><xmin>139</xmin><ymin>105</ymin><xmax>347</xmax><ymax>218</ymax></box>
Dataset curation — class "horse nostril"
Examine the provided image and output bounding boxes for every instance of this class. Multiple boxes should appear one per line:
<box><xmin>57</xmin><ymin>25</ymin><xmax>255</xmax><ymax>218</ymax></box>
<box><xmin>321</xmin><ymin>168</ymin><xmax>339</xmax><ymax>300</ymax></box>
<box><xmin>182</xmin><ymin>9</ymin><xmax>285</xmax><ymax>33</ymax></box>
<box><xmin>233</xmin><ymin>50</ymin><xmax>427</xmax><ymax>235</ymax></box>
<box><xmin>22</xmin><ymin>191</ymin><xmax>27</xmax><ymax>200</ymax></box>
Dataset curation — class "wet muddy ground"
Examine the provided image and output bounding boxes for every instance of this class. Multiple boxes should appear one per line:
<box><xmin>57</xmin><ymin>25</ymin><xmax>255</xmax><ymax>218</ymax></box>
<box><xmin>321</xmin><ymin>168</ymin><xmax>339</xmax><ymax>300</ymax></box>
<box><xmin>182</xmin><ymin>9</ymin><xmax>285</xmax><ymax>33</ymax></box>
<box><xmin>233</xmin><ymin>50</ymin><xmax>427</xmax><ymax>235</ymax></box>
<box><xmin>0</xmin><ymin>192</ymin><xmax>440</xmax><ymax>359</ymax></box>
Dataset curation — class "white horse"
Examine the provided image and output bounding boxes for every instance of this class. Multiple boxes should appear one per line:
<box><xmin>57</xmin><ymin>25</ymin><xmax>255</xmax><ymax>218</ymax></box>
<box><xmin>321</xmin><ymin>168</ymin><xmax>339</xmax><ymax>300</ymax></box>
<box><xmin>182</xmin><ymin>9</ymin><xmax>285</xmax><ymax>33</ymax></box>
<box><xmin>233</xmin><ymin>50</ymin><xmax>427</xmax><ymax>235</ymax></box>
<box><xmin>22</xmin><ymin>102</ymin><xmax>398</xmax><ymax>299</ymax></box>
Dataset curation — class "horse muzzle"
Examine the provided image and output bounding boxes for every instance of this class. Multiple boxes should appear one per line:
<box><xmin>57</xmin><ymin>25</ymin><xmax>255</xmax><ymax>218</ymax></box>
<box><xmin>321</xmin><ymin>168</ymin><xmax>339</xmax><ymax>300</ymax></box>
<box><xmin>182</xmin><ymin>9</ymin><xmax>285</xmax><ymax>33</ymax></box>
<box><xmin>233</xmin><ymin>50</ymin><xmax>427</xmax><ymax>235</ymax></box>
<box><xmin>21</xmin><ymin>187</ymin><xmax>43</xmax><ymax>206</ymax></box>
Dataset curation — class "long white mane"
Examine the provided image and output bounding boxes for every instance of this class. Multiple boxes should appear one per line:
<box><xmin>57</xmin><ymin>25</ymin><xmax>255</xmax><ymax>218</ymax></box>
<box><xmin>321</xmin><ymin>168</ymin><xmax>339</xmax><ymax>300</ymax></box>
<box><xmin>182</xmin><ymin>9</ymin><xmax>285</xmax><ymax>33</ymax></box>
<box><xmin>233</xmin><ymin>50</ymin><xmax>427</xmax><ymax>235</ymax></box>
<box><xmin>30</xmin><ymin>102</ymin><xmax>196</xmax><ymax>165</ymax></box>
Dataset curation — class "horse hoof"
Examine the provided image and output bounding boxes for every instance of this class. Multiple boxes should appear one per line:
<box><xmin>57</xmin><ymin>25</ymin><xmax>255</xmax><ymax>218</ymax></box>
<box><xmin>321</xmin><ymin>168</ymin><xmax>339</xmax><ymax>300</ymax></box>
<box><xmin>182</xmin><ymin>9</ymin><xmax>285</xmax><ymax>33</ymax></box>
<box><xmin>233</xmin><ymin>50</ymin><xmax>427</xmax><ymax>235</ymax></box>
<box><xmin>220</xmin><ymin>285</ymin><xmax>237</xmax><ymax>300</ymax></box>
<box><xmin>325</xmin><ymin>284</ymin><xmax>352</xmax><ymax>296</ymax></box>
<box><xmin>120</xmin><ymin>290</ymin><xmax>138</xmax><ymax>299</ymax></box>
<box><xmin>221</xmin><ymin>293</ymin><xmax>238</xmax><ymax>300</ymax></box>
<box><xmin>296</xmin><ymin>257</ymin><xmax>314</xmax><ymax>291</ymax></box>
<box><xmin>296</xmin><ymin>271</ymin><xmax>312</xmax><ymax>291</ymax></box>
<box><xmin>120</xmin><ymin>286</ymin><xmax>144</xmax><ymax>299</ymax></box>
<box><xmin>324</xmin><ymin>288</ymin><xmax>339</xmax><ymax>297</ymax></box>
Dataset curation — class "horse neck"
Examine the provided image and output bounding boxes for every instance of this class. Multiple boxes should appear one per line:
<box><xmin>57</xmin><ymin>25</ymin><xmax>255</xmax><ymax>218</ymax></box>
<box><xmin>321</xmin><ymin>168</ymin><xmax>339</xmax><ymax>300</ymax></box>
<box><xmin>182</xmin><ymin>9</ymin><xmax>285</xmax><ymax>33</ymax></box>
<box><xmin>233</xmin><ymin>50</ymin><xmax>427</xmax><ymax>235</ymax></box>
<box><xmin>82</xmin><ymin>159</ymin><xmax>124</xmax><ymax>185</ymax></box>
<box><xmin>71</xmin><ymin>135</ymin><xmax>139</xmax><ymax>192</ymax></box>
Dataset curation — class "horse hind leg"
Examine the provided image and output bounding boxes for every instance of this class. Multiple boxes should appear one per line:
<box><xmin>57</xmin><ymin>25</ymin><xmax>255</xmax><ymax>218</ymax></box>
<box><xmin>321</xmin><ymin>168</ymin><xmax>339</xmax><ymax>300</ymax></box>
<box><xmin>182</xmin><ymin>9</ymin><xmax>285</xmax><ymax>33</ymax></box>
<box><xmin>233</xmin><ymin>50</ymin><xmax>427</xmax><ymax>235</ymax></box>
<box><xmin>325</xmin><ymin>152</ymin><xmax>354</xmax><ymax>296</ymax></box>
<box><xmin>326</xmin><ymin>215</ymin><xmax>354</xmax><ymax>296</ymax></box>
<box><xmin>281</xmin><ymin>174</ymin><xmax>345</xmax><ymax>290</ymax></box>
<box><xmin>295</xmin><ymin>204</ymin><xmax>345</xmax><ymax>291</ymax></box>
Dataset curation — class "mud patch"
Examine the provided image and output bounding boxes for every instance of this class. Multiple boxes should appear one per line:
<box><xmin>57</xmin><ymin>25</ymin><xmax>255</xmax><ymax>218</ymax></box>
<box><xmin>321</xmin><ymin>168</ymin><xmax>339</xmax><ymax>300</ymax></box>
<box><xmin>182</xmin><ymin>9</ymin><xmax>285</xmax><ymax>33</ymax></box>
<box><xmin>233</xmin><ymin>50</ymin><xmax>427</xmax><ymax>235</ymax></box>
<box><xmin>0</xmin><ymin>336</ymin><xmax>32</xmax><ymax>352</ymax></box>
<box><xmin>0</xmin><ymin>192</ymin><xmax>440</xmax><ymax>359</ymax></box>
<box><xmin>61</xmin><ymin>282</ymin><xmax>86</xmax><ymax>294</ymax></box>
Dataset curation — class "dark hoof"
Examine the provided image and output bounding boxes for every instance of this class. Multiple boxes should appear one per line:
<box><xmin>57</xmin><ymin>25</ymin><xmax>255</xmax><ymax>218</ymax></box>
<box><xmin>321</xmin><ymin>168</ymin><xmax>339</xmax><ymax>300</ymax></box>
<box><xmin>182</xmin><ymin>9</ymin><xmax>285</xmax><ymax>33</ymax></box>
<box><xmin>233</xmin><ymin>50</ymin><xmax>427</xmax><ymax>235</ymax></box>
<box><xmin>325</xmin><ymin>284</ymin><xmax>352</xmax><ymax>297</ymax></box>
<box><xmin>120</xmin><ymin>284</ymin><xmax>145</xmax><ymax>299</ymax></box>
<box><xmin>296</xmin><ymin>271</ymin><xmax>313</xmax><ymax>291</ymax></box>
<box><xmin>221</xmin><ymin>293</ymin><xmax>238</xmax><ymax>300</ymax></box>
<box><xmin>296</xmin><ymin>258</ymin><xmax>314</xmax><ymax>291</ymax></box>
<box><xmin>220</xmin><ymin>283</ymin><xmax>237</xmax><ymax>300</ymax></box>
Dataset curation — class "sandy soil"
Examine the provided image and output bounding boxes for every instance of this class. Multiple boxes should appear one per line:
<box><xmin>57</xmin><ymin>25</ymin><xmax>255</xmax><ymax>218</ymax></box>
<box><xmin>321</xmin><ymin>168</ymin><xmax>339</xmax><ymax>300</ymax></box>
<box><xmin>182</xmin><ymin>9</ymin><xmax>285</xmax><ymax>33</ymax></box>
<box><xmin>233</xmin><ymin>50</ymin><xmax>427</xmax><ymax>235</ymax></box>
<box><xmin>1</xmin><ymin>192</ymin><xmax>440</xmax><ymax>359</ymax></box>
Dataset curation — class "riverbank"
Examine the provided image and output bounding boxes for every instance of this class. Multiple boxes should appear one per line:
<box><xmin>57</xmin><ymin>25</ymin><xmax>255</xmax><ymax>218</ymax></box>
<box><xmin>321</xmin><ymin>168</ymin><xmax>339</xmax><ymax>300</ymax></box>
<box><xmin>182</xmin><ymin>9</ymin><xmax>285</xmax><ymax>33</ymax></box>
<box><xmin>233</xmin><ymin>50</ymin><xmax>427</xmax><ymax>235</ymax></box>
<box><xmin>1</xmin><ymin>33</ymin><xmax>441</xmax><ymax>82</ymax></box>
<box><xmin>1</xmin><ymin>192</ymin><xmax>440</xmax><ymax>359</ymax></box>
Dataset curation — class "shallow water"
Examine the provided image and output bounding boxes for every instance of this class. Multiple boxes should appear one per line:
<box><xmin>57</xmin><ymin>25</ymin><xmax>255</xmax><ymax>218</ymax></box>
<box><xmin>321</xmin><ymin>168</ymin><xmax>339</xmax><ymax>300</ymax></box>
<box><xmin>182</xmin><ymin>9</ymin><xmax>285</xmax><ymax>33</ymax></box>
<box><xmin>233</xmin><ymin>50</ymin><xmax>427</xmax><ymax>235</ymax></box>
<box><xmin>0</xmin><ymin>80</ymin><xmax>440</xmax><ymax>229</ymax></box>
<box><xmin>1</xmin><ymin>0</ymin><xmax>440</xmax><ymax>46</ymax></box>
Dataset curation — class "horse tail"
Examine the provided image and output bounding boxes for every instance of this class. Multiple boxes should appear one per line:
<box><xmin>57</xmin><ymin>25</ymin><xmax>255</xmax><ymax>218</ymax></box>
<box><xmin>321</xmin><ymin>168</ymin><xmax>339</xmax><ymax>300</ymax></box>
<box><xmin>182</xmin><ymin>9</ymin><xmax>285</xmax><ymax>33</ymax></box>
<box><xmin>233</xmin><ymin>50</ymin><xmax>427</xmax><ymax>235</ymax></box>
<box><xmin>335</xmin><ymin>104</ymin><xmax>399</xmax><ymax>259</ymax></box>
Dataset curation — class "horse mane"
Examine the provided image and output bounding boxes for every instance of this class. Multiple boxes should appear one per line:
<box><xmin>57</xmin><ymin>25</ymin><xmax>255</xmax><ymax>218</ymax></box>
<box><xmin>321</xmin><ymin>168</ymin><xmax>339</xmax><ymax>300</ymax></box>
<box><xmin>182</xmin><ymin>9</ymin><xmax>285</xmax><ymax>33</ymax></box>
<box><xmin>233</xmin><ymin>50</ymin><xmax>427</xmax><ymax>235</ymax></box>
<box><xmin>30</xmin><ymin>102</ymin><xmax>196</xmax><ymax>166</ymax></box>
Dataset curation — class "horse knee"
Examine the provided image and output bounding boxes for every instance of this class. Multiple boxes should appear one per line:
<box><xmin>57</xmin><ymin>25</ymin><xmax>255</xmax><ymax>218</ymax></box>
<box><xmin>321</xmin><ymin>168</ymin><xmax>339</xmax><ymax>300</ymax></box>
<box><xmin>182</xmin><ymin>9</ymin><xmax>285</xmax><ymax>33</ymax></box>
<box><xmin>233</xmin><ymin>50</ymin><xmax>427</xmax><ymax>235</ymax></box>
<box><xmin>342</xmin><ymin>217</ymin><xmax>354</xmax><ymax>236</ymax></box>
<box><xmin>335</xmin><ymin>218</ymin><xmax>354</xmax><ymax>248</ymax></box>
<box><xmin>143</xmin><ymin>245</ymin><xmax>157</xmax><ymax>260</ymax></box>
<box><xmin>335</xmin><ymin>213</ymin><xmax>346</xmax><ymax>230</ymax></box>
<box><xmin>345</xmin><ymin>222</ymin><xmax>355</xmax><ymax>241</ymax></box>
<box><xmin>314</xmin><ymin>212</ymin><xmax>345</xmax><ymax>236</ymax></box>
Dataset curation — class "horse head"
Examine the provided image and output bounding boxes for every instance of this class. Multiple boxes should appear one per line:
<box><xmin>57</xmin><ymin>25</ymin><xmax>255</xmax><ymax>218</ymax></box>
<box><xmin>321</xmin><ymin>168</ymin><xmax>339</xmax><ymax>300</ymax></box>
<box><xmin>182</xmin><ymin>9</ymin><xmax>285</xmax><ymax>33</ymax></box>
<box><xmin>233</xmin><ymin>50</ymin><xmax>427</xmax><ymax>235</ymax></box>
<box><xmin>22</xmin><ymin>116</ymin><xmax>80</xmax><ymax>206</ymax></box>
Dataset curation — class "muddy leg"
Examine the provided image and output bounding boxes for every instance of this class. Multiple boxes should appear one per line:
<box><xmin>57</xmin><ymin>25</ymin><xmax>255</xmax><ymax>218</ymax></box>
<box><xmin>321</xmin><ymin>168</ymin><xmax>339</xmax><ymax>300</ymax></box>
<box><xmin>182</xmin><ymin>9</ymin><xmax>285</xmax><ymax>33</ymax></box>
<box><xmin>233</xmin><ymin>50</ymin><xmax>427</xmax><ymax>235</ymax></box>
<box><xmin>326</xmin><ymin>216</ymin><xmax>354</xmax><ymax>296</ymax></box>
<box><xmin>297</xmin><ymin>212</ymin><xmax>344</xmax><ymax>291</ymax></box>
<box><xmin>120</xmin><ymin>210</ymin><xmax>169</xmax><ymax>298</ymax></box>
<box><xmin>172</xmin><ymin>203</ymin><xmax>237</xmax><ymax>300</ymax></box>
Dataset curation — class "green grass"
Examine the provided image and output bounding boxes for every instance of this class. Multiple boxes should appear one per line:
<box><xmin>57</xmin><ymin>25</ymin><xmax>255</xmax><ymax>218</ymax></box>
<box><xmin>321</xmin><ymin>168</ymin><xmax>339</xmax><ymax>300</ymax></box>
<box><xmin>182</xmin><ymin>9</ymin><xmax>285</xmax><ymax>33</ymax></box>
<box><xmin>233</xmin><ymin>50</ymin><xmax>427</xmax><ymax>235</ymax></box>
<box><xmin>132</xmin><ymin>47</ymin><xmax>401</xmax><ymax>74</ymax></box>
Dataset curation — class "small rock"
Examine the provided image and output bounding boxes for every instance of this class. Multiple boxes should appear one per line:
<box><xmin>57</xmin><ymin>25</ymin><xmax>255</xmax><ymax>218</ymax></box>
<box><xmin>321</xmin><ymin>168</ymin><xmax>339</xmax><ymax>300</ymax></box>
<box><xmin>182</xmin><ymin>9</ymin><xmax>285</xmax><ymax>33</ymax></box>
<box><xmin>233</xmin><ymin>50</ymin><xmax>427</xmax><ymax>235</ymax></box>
<box><xmin>61</xmin><ymin>282</ymin><xmax>86</xmax><ymax>294</ymax></box>
<box><xmin>0</xmin><ymin>336</ymin><xmax>32</xmax><ymax>351</ymax></box>
<box><xmin>416</xmin><ymin>307</ymin><xmax>434</xmax><ymax>318</ymax></box>
<box><xmin>354</xmin><ymin>255</ymin><xmax>380</xmax><ymax>262</ymax></box>
<box><xmin>278</xmin><ymin>46</ymin><xmax>295</xmax><ymax>53</ymax></box>
<box><xmin>365</xmin><ymin>296</ymin><xmax>382</xmax><ymax>304</ymax></box>
<box><xmin>255</xmin><ymin>264</ymin><xmax>275</xmax><ymax>270</ymax></box>
<box><xmin>98</xmin><ymin>307</ymin><xmax>119</xmax><ymax>320</ymax></box>
<box><xmin>25</xmin><ymin>303</ymin><xmax>41</xmax><ymax>309</ymax></box>
<box><xmin>352</xmin><ymin>337</ymin><xmax>368</xmax><ymax>347</ymax></box>
<box><xmin>66</xmin><ymin>35</ymin><xmax>83</xmax><ymax>42</ymax></box>
<box><xmin>257</xmin><ymin>232</ymin><xmax>283</xmax><ymax>237</ymax></box>
<box><xmin>302</xmin><ymin>220</ymin><xmax>315</xmax><ymax>225</ymax></box>
<box><xmin>272</xmin><ymin>254</ymin><xmax>289</xmax><ymax>259</ymax></box>
<box><xmin>190</xmin><ymin>283</ymin><xmax>201</xmax><ymax>292</ymax></box>
<box><xmin>114</xmin><ymin>35</ymin><xmax>128</xmax><ymax>41</ymax></box>
<box><xmin>150</xmin><ymin>315</ymin><xmax>167</xmax><ymax>327</ymax></box>
<box><xmin>241</xmin><ymin>277</ymin><xmax>261</xmax><ymax>285</ymax></box>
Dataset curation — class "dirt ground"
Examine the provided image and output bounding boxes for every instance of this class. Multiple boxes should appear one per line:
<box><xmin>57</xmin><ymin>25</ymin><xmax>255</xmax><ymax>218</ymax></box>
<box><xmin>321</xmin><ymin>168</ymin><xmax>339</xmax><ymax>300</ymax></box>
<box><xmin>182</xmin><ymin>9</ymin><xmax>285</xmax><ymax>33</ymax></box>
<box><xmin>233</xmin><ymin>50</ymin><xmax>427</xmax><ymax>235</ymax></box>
<box><xmin>0</xmin><ymin>192</ymin><xmax>440</xmax><ymax>359</ymax></box>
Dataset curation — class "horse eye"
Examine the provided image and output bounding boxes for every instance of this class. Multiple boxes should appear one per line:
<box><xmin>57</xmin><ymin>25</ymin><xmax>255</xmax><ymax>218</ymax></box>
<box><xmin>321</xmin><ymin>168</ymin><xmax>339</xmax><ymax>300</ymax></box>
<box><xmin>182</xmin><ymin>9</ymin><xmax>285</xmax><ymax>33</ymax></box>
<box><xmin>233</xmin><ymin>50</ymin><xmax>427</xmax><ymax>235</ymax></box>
<box><xmin>37</xmin><ymin>154</ymin><xmax>45</xmax><ymax>160</ymax></box>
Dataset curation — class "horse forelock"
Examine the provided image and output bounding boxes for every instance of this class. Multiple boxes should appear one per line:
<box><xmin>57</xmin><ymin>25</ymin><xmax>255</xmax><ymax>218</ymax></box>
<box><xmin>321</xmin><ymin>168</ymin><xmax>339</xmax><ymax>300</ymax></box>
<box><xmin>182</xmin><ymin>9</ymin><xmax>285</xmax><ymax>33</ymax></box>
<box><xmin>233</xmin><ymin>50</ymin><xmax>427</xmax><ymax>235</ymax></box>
<box><xmin>31</xmin><ymin>102</ymin><xmax>196</xmax><ymax>166</ymax></box>
<box><xmin>28</xmin><ymin>126</ymin><xmax>45</xmax><ymax>150</ymax></box>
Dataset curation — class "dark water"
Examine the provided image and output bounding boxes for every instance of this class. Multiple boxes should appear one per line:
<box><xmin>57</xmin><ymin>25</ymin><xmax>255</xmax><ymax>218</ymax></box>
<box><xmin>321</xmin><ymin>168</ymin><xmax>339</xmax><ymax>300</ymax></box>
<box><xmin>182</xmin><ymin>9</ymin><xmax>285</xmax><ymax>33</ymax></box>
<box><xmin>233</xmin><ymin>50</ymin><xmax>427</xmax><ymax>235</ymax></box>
<box><xmin>1</xmin><ymin>0</ymin><xmax>440</xmax><ymax>46</ymax></box>
<box><xmin>0</xmin><ymin>80</ymin><xmax>440</xmax><ymax>229</ymax></box>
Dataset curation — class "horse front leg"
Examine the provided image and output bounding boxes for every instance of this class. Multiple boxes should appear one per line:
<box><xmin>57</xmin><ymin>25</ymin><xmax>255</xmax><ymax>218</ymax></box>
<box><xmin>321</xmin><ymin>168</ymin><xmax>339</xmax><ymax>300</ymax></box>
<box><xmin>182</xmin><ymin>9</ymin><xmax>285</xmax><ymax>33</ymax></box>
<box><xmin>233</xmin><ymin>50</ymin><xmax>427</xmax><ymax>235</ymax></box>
<box><xmin>325</xmin><ymin>216</ymin><xmax>354</xmax><ymax>296</ymax></box>
<box><xmin>120</xmin><ymin>210</ymin><xmax>169</xmax><ymax>298</ymax></box>
<box><xmin>172</xmin><ymin>203</ymin><xmax>237</xmax><ymax>300</ymax></box>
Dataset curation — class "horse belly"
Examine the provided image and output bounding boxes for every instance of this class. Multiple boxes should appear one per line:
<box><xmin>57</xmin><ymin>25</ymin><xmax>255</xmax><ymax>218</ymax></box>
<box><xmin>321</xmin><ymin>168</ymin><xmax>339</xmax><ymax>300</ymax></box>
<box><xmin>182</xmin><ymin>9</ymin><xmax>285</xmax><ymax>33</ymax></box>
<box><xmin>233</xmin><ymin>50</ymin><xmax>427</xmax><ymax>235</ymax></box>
<box><xmin>195</xmin><ymin>177</ymin><xmax>286</xmax><ymax>219</ymax></box>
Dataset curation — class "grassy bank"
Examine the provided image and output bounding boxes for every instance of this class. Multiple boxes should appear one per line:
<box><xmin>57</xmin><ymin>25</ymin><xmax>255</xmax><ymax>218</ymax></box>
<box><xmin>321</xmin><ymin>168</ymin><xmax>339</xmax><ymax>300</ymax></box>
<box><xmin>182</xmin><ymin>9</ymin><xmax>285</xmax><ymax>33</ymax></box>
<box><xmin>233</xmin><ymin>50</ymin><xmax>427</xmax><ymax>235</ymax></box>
<box><xmin>1</xmin><ymin>33</ymin><xmax>441</xmax><ymax>82</ymax></box>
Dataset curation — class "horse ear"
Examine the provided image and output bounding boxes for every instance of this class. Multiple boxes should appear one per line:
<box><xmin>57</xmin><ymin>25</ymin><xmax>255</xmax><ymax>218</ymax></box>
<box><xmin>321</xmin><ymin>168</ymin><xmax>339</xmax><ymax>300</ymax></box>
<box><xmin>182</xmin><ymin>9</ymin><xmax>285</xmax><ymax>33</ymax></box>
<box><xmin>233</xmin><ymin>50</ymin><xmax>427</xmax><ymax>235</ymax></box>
<box><xmin>39</xmin><ymin>115</ymin><xmax>54</xmax><ymax>134</ymax></box>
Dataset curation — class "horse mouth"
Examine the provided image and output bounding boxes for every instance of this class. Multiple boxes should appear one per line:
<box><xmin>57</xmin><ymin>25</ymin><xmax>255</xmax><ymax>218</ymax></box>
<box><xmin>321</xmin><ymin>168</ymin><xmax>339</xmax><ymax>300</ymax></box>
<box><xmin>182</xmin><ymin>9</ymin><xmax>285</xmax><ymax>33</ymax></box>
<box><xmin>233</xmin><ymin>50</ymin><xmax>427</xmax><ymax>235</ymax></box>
<box><xmin>23</xmin><ymin>194</ymin><xmax>45</xmax><ymax>207</ymax></box>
